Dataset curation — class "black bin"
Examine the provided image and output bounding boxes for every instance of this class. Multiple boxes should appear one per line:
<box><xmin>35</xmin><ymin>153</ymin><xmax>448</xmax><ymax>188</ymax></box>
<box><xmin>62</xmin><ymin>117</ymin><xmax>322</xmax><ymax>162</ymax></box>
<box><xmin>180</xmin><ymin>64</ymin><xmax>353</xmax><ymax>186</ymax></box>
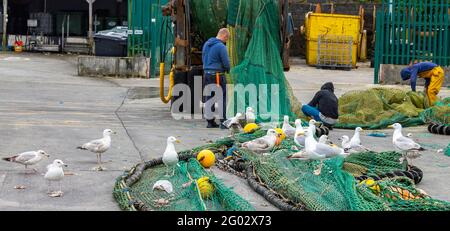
<box><xmin>94</xmin><ymin>26</ymin><xmax>128</xmax><ymax>57</ymax></box>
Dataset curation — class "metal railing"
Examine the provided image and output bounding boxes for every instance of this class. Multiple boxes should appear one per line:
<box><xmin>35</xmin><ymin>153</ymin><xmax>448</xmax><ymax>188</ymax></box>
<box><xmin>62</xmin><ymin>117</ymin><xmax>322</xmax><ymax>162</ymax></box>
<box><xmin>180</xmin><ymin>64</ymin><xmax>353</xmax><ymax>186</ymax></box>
<box><xmin>374</xmin><ymin>0</ymin><xmax>450</xmax><ymax>83</ymax></box>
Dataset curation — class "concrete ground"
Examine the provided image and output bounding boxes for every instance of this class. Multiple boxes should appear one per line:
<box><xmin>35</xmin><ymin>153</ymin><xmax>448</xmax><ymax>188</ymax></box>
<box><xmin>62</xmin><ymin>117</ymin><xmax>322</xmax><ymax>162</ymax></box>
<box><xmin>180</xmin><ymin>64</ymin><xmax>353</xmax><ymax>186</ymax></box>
<box><xmin>0</xmin><ymin>53</ymin><xmax>448</xmax><ymax>211</ymax></box>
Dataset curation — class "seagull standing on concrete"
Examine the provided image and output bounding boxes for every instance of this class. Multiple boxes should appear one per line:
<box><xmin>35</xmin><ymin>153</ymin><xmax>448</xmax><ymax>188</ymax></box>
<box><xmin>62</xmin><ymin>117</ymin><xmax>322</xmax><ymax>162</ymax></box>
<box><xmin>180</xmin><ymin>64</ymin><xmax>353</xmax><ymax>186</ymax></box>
<box><xmin>350</xmin><ymin>127</ymin><xmax>364</xmax><ymax>147</ymax></box>
<box><xmin>389</xmin><ymin>123</ymin><xmax>424</xmax><ymax>166</ymax></box>
<box><xmin>282</xmin><ymin>115</ymin><xmax>296</xmax><ymax>138</ymax></box>
<box><xmin>77</xmin><ymin>129</ymin><xmax>116</xmax><ymax>171</ymax></box>
<box><xmin>44</xmin><ymin>159</ymin><xmax>67</xmax><ymax>197</ymax></box>
<box><xmin>162</xmin><ymin>136</ymin><xmax>180</xmax><ymax>177</ymax></box>
<box><xmin>2</xmin><ymin>150</ymin><xmax>50</xmax><ymax>173</ymax></box>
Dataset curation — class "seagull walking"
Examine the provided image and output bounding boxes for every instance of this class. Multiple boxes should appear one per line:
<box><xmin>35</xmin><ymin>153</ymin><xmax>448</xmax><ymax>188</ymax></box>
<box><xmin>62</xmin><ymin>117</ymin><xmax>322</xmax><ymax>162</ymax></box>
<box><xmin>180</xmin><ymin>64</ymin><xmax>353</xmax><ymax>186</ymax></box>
<box><xmin>44</xmin><ymin>159</ymin><xmax>67</xmax><ymax>197</ymax></box>
<box><xmin>2</xmin><ymin>150</ymin><xmax>49</xmax><ymax>173</ymax></box>
<box><xmin>162</xmin><ymin>136</ymin><xmax>180</xmax><ymax>177</ymax></box>
<box><xmin>389</xmin><ymin>123</ymin><xmax>424</xmax><ymax>166</ymax></box>
<box><xmin>77</xmin><ymin>129</ymin><xmax>116</xmax><ymax>171</ymax></box>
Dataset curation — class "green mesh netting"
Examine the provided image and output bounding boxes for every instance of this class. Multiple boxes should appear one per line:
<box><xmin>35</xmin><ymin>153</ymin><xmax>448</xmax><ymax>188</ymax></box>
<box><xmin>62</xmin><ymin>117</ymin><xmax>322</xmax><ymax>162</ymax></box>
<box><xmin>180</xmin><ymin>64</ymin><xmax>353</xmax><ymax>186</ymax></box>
<box><xmin>335</xmin><ymin>88</ymin><xmax>426</xmax><ymax>129</ymax></box>
<box><xmin>335</xmin><ymin>88</ymin><xmax>449</xmax><ymax>129</ymax></box>
<box><xmin>225</xmin><ymin>0</ymin><xmax>301</xmax><ymax>122</ymax></box>
<box><xmin>421</xmin><ymin>97</ymin><xmax>450</xmax><ymax>126</ymax></box>
<box><xmin>114</xmin><ymin>128</ymin><xmax>450</xmax><ymax>211</ymax></box>
<box><xmin>190</xmin><ymin>0</ymin><xmax>228</xmax><ymax>42</ymax></box>
<box><xmin>237</xmin><ymin>136</ymin><xmax>450</xmax><ymax>211</ymax></box>
<box><xmin>114</xmin><ymin>158</ymin><xmax>253</xmax><ymax>211</ymax></box>
<box><xmin>343</xmin><ymin>151</ymin><xmax>408</xmax><ymax>177</ymax></box>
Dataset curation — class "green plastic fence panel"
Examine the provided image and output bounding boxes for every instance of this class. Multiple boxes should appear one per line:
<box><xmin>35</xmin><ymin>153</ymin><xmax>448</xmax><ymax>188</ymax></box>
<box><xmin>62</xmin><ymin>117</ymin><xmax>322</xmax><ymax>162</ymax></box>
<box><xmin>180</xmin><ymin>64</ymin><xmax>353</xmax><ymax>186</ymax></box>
<box><xmin>128</xmin><ymin>0</ymin><xmax>173</xmax><ymax>77</ymax></box>
<box><xmin>374</xmin><ymin>0</ymin><xmax>450</xmax><ymax>84</ymax></box>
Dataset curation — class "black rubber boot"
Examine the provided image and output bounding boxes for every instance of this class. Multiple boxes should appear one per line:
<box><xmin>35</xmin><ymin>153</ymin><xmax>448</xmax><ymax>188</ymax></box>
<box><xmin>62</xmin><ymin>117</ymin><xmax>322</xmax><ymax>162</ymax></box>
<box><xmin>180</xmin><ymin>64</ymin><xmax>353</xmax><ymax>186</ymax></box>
<box><xmin>207</xmin><ymin>120</ymin><xmax>219</xmax><ymax>128</ymax></box>
<box><xmin>219</xmin><ymin>119</ymin><xmax>227</xmax><ymax>129</ymax></box>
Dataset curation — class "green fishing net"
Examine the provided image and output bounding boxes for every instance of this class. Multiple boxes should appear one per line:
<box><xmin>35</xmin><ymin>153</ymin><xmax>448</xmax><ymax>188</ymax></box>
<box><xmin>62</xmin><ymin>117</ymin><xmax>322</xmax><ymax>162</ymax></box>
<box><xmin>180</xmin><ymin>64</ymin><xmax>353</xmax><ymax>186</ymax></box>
<box><xmin>421</xmin><ymin>97</ymin><xmax>450</xmax><ymax>125</ymax></box>
<box><xmin>114</xmin><ymin>158</ymin><xmax>253</xmax><ymax>211</ymax></box>
<box><xmin>335</xmin><ymin>87</ymin><xmax>449</xmax><ymax>129</ymax></box>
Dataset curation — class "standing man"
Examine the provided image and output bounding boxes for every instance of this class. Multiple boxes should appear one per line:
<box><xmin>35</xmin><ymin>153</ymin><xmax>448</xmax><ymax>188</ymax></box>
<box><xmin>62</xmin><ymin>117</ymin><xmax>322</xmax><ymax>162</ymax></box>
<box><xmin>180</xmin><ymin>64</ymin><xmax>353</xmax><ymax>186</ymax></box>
<box><xmin>202</xmin><ymin>28</ymin><xmax>231</xmax><ymax>129</ymax></box>
<box><xmin>301</xmin><ymin>82</ymin><xmax>339</xmax><ymax>130</ymax></box>
<box><xmin>401</xmin><ymin>61</ymin><xmax>445</xmax><ymax>107</ymax></box>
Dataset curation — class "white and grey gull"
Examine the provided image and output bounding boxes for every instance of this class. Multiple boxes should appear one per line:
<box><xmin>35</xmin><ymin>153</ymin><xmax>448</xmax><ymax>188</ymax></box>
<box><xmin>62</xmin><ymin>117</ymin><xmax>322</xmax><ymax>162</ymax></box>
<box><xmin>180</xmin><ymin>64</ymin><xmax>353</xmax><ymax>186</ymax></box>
<box><xmin>77</xmin><ymin>129</ymin><xmax>116</xmax><ymax>171</ymax></box>
<box><xmin>2</xmin><ymin>150</ymin><xmax>50</xmax><ymax>173</ymax></box>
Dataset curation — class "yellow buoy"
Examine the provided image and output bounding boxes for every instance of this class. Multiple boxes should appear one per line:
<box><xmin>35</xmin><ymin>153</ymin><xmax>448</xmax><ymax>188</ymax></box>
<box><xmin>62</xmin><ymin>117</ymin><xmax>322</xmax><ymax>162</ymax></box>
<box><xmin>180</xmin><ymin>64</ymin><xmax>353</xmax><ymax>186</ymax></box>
<box><xmin>359</xmin><ymin>179</ymin><xmax>380</xmax><ymax>194</ymax></box>
<box><xmin>274</xmin><ymin>128</ymin><xmax>286</xmax><ymax>141</ymax></box>
<box><xmin>197</xmin><ymin>150</ymin><xmax>216</xmax><ymax>168</ymax></box>
<box><xmin>243</xmin><ymin>123</ymin><xmax>259</xmax><ymax>133</ymax></box>
<box><xmin>197</xmin><ymin>177</ymin><xmax>214</xmax><ymax>199</ymax></box>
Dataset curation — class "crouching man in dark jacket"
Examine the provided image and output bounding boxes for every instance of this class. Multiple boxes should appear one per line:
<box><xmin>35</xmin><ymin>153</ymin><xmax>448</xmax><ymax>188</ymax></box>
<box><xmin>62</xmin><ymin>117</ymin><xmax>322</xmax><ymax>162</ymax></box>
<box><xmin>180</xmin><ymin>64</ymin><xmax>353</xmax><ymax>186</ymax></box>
<box><xmin>301</xmin><ymin>82</ymin><xmax>339</xmax><ymax>129</ymax></box>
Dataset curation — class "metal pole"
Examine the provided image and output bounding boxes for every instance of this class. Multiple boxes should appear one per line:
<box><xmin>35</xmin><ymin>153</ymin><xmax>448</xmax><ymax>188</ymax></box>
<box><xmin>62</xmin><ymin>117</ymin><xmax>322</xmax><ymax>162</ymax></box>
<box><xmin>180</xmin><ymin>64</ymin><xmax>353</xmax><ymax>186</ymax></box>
<box><xmin>67</xmin><ymin>14</ymin><xmax>69</xmax><ymax>38</ymax></box>
<box><xmin>86</xmin><ymin>0</ymin><xmax>96</xmax><ymax>54</ymax></box>
<box><xmin>2</xmin><ymin>0</ymin><xmax>7</xmax><ymax>51</ymax></box>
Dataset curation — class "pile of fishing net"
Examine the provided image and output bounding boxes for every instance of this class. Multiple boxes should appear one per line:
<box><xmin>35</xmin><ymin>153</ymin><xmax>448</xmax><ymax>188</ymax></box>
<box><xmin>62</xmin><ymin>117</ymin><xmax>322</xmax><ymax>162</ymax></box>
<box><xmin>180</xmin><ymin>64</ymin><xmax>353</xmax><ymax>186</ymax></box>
<box><xmin>113</xmin><ymin>146</ymin><xmax>253</xmax><ymax>211</ymax></box>
<box><xmin>226</xmin><ymin>0</ymin><xmax>302</xmax><ymax>122</ymax></box>
<box><xmin>335</xmin><ymin>88</ymin><xmax>450</xmax><ymax>130</ymax></box>
<box><xmin>114</xmin><ymin>126</ymin><xmax>450</xmax><ymax>211</ymax></box>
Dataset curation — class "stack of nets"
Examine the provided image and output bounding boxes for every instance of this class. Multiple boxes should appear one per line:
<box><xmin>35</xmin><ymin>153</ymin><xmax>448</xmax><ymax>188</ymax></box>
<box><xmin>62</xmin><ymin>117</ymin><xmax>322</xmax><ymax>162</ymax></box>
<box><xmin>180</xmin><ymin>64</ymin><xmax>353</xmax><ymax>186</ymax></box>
<box><xmin>335</xmin><ymin>88</ymin><xmax>426</xmax><ymax>129</ymax></box>
<box><xmin>336</xmin><ymin>87</ymin><xmax>450</xmax><ymax>130</ymax></box>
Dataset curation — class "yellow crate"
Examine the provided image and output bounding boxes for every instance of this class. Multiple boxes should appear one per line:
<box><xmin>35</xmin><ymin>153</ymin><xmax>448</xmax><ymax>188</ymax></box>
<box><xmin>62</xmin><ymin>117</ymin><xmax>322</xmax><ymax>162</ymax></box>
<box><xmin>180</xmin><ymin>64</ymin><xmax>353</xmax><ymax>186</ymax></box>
<box><xmin>305</xmin><ymin>13</ymin><xmax>361</xmax><ymax>67</ymax></box>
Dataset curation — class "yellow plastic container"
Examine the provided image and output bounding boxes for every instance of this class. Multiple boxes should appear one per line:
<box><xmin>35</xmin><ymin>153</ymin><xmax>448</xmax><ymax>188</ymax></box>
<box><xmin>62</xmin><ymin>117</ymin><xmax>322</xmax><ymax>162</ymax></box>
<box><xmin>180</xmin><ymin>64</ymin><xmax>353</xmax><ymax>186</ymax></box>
<box><xmin>305</xmin><ymin>13</ymin><xmax>361</xmax><ymax>67</ymax></box>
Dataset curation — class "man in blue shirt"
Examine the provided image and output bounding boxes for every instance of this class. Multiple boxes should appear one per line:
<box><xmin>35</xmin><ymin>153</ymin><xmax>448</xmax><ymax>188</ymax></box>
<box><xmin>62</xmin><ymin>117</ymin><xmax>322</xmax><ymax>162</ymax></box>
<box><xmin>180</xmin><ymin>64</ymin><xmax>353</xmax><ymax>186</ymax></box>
<box><xmin>400</xmin><ymin>61</ymin><xmax>445</xmax><ymax>107</ymax></box>
<box><xmin>202</xmin><ymin>28</ymin><xmax>231</xmax><ymax>128</ymax></box>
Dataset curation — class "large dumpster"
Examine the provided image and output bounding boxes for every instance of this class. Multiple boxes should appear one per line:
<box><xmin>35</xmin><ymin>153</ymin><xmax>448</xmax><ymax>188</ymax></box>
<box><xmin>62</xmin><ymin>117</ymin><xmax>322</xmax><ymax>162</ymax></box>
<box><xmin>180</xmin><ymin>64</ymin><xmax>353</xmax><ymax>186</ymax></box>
<box><xmin>305</xmin><ymin>13</ymin><xmax>361</xmax><ymax>68</ymax></box>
